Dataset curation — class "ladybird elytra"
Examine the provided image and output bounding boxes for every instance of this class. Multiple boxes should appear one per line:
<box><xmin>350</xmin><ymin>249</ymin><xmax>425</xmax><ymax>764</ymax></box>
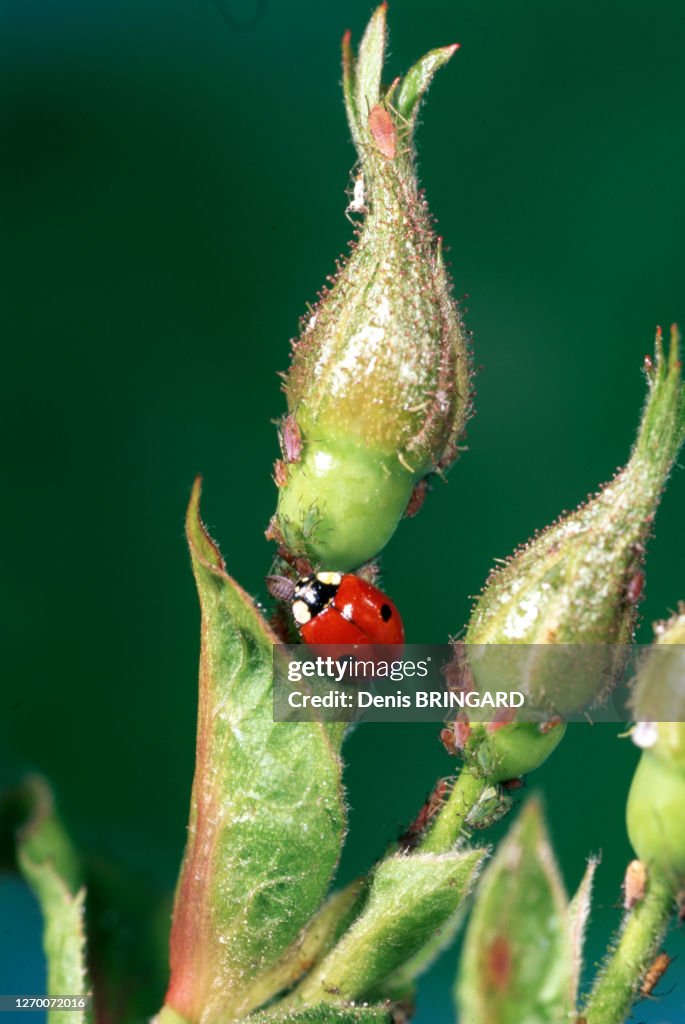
<box><xmin>275</xmin><ymin>571</ymin><xmax>404</xmax><ymax>646</ymax></box>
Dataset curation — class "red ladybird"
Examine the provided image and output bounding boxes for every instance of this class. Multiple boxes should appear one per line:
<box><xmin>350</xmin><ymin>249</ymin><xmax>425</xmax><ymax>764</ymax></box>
<box><xmin>267</xmin><ymin>571</ymin><xmax>404</xmax><ymax>645</ymax></box>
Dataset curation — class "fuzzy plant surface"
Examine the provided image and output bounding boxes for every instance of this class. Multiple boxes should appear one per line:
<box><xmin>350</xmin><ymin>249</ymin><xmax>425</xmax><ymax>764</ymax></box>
<box><xmin>2</xmin><ymin>8</ymin><xmax>685</xmax><ymax>1024</ymax></box>
<box><xmin>269</xmin><ymin>4</ymin><xmax>470</xmax><ymax>571</ymax></box>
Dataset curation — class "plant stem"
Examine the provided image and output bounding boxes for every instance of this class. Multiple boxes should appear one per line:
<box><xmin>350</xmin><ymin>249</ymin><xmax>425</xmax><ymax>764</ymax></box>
<box><xmin>418</xmin><ymin>768</ymin><xmax>487</xmax><ymax>853</ymax></box>
<box><xmin>584</xmin><ymin>871</ymin><xmax>674</xmax><ymax>1024</ymax></box>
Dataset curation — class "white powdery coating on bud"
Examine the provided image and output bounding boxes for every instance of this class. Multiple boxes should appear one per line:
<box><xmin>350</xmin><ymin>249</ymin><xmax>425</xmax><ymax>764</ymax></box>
<box><xmin>632</xmin><ymin>721</ymin><xmax>658</xmax><ymax>750</ymax></box>
<box><xmin>505</xmin><ymin>597</ymin><xmax>541</xmax><ymax>641</ymax></box>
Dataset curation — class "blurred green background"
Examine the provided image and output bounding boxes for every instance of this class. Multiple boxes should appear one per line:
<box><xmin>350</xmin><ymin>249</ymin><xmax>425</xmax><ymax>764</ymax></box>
<box><xmin>2</xmin><ymin>0</ymin><xmax>685</xmax><ymax>1018</ymax></box>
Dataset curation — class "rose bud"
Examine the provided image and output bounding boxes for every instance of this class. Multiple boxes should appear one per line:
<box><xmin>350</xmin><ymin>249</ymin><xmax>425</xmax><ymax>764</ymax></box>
<box><xmin>464</xmin><ymin>328</ymin><xmax>685</xmax><ymax>715</ymax></box>
<box><xmin>627</xmin><ymin>609</ymin><xmax>685</xmax><ymax>886</ymax></box>
<box><xmin>271</xmin><ymin>4</ymin><xmax>471</xmax><ymax>570</ymax></box>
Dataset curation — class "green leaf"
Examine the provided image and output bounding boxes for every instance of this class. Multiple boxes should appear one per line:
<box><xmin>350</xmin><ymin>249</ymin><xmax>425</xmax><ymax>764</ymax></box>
<box><xmin>354</xmin><ymin>4</ymin><xmax>387</xmax><ymax>117</ymax></box>
<box><xmin>569</xmin><ymin>857</ymin><xmax>599</xmax><ymax>1007</ymax></box>
<box><xmin>164</xmin><ymin>479</ymin><xmax>346</xmax><ymax>1024</ymax></box>
<box><xmin>396</xmin><ymin>45</ymin><xmax>459</xmax><ymax>127</ymax></box>
<box><xmin>341</xmin><ymin>29</ymin><xmax>361</xmax><ymax>149</ymax></box>
<box><xmin>369</xmin><ymin>903</ymin><xmax>465</xmax><ymax>1002</ymax></box>
<box><xmin>0</xmin><ymin>776</ymin><xmax>91</xmax><ymax>1024</ymax></box>
<box><xmin>635</xmin><ymin>324</ymin><xmax>685</xmax><ymax>461</ymax></box>
<box><xmin>249</xmin><ymin>881</ymin><xmax>366</xmax><ymax>1003</ymax></box>
<box><xmin>245</xmin><ymin>1006</ymin><xmax>391</xmax><ymax>1024</ymax></box>
<box><xmin>456</xmin><ymin>800</ymin><xmax>574</xmax><ymax>1024</ymax></box>
<box><xmin>291</xmin><ymin>849</ymin><xmax>484</xmax><ymax>1006</ymax></box>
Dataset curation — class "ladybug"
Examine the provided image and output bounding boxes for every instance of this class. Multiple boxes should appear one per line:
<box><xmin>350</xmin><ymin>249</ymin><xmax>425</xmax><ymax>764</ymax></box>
<box><xmin>267</xmin><ymin>571</ymin><xmax>404</xmax><ymax>646</ymax></box>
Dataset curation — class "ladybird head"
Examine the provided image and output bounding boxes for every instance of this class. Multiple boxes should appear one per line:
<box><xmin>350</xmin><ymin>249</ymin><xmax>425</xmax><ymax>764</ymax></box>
<box><xmin>291</xmin><ymin>572</ymin><xmax>342</xmax><ymax>625</ymax></box>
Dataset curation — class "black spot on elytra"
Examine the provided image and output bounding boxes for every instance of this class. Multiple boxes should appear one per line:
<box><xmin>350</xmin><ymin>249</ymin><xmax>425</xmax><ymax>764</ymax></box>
<box><xmin>380</xmin><ymin>603</ymin><xmax>392</xmax><ymax>622</ymax></box>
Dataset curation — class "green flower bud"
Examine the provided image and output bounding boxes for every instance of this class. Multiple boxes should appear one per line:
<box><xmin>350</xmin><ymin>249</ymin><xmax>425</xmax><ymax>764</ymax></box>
<box><xmin>444</xmin><ymin>718</ymin><xmax>566</xmax><ymax>784</ymax></box>
<box><xmin>631</xmin><ymin>605</ymin><xmax>685</xmax><ymax>726</ymax></box>
<box><xmin>474</xmin><ymin>720</ymin><xmax>566</xmax><ymax>783</ymax></box>
<box><xmin>627</xmin><ymin>610</ymin><xmax>685</xmax><ymax>886</ymax></box>
<box><xmin>271</xmin><ymin>5</ymin><xmax>470</xmax><ymax>570</ymax></box>
<box><xmin>626</xmin><ymin>735</ymin><xmax>685</xmax><ymax>887</ymax></box>
<box><xmin>464</xmin><ymin>328</ymin><xmax>685</xmax><ymax>713</ymax></box>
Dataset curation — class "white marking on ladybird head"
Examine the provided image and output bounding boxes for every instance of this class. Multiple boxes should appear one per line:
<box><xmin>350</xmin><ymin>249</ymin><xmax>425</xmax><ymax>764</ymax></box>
<box><xmin>316</xmin><ymin>571</ymin><xmax>342</xmax><ymax>586</ymax></box>
<box><xmin>292</xmin><ymin>599</ymin><xmax>312</xmax><ymax>626</ymax></box>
